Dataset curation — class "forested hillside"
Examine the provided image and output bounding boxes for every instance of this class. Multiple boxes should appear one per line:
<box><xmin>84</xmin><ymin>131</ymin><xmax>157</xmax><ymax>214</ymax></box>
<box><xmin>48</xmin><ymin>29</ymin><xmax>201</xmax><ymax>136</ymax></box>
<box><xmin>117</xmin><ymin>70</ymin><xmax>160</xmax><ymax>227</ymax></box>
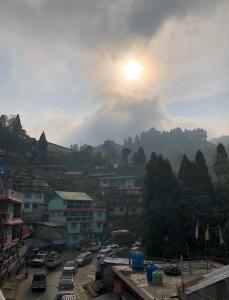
<box><xmin>124</xmin><ymin>127</ymin><xmax>216</xmax><ymax>172</ymax></box>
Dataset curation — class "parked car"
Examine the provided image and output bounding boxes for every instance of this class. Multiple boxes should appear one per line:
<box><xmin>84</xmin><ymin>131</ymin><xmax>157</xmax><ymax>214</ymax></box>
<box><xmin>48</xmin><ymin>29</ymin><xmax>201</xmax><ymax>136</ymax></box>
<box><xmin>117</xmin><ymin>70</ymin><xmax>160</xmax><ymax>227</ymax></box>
<box><xmin>108</xmin><ymin>244</ymin><xmax>119</xmax><ymax>250</ymax></box>
<box><xmin>46</xmin><ymin>252</ymin><xmax>62</xmax><ymax>270</ymax></box>
<box><xmin>63</xmin><ymin>260</ymin><xmax>78</xmax><ymax>275</ymax></box>
<box><xmin>62</xmin><ymin>296</ymin><xmax>76</xmax><ymax>300</ymax></box>
<box><xmin>89</xmin><ymin>242</ymin><xmax>101</xmax><ymax>252</ymax></box>
<box><xmin>76</xmin><ymin>252</ymin><xmax>93</xmax><ymax>266</ymax></box>
<box><xmin>31</xmin><ymin>252</ymin><xmax>48</xmax><ymax>267</ymax></box>
<box><xmin>97</xmin><ymin>248</ymin><xmax>113</xmax><ymax>260</ymax></box>
<box><xmin>60</xmin><ymin>271</ymin><xmax>74</xmax><ymax>282</ymax></box>
<box><xmin>37</xmin><ymin>251</ymin><xmax>49</xmax><ymax>256</ymax></box>
<box><xmin>31</xmin><ymin>271</ymin><xmax>47</xmax><ymax>291</ymax></box>
<box><xmin>57</xmin><ymin>278</ymin><xmax>74</xmax><ymax>299</ymax></box>
<box><xmin>133</xmin><ymin>241</ymin><xmax>142</xmax><ymax>247</ymax></box>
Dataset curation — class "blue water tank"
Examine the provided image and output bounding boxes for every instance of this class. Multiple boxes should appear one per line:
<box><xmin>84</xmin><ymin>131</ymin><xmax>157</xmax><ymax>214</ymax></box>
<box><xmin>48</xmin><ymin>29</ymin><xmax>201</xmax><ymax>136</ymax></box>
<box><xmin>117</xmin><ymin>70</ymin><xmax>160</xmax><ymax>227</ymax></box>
<box><xmin>146</xmin><ymin>264</ymin><xmax>158</xmax><ymax>282</ymax></box>
<box><xmin>132</xmin><ymin>251</ymin><xmax>144</xmax><ymax>270</ymax></box>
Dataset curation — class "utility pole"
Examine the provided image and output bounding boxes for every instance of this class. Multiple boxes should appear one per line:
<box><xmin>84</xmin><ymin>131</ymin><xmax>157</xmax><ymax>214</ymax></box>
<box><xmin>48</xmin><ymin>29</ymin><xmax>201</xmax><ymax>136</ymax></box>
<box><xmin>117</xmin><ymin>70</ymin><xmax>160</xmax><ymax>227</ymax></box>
<box><xmin>181</xmin><ymin>255</ymin><xmax>184</xmax><ymax>300</ymax></box>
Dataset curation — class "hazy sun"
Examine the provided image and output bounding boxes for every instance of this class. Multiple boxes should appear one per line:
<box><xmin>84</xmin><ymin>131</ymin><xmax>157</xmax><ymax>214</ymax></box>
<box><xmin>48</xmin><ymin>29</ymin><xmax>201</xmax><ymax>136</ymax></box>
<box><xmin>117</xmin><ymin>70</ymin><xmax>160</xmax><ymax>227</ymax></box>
<box><xmin>122</xmin><ymin>60</ymin><xmax>143</xmax><ymax>81</ymax></box>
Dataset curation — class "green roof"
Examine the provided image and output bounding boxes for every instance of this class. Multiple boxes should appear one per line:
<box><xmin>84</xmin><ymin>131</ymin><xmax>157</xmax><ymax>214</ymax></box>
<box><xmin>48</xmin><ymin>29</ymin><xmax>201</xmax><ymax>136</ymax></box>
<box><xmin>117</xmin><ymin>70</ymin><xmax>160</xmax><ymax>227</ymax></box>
<box><xmin>55</xmin><ymin>191</ymin><xmax>93</xmax><ymax>201</ymax></box>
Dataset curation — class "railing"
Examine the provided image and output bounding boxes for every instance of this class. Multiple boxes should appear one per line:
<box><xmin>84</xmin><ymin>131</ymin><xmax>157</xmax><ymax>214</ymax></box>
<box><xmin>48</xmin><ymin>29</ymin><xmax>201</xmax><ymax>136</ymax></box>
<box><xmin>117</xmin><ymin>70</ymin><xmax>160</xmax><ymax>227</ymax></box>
<box><xmin>80</xmin><ymin>228</ymin><xmax>93</xmax><ymax>233</ymax></box>
<box><xmin>0</xmin><ymin>189</ymin><xmax>22</xmax><ymax>202</ymax></box>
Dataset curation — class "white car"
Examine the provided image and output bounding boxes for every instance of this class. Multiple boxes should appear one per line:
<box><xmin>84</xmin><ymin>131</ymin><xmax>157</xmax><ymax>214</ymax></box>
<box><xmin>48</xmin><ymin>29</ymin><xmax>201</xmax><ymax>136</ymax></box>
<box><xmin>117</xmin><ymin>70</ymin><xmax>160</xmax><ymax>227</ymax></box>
<box><xmin>97</xmin><ymin>248</ymin><xmax>113</xmax><ymax>260</ymax></box>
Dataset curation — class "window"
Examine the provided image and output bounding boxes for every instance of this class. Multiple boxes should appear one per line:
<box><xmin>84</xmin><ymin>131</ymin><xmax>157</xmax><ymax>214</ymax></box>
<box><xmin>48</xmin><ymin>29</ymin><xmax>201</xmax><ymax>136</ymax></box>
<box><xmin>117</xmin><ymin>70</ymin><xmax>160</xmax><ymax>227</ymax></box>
<box><xmin>71</xmin><ymin>223</ymin><xmax>77</xmax><ymax>228</ymax></box>
<box><xmin>97</xmin><ymin>222</ymin><xmax>102</xmax><ymax>228</ymax></box>
<box><xmin>33</xmin><ymin>203</ymin><xmax>38</xmax><ymax>209</ymax></box>
<box><xmin>24</xmin><ymin>203</ymin><xmax>30</xmax><ymax>209</ymax></box>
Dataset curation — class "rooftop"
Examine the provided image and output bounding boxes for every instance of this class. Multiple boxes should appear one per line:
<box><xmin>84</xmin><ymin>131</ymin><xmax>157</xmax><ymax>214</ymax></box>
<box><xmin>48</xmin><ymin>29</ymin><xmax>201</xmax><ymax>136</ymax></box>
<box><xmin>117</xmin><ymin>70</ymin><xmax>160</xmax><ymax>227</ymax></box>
<box><xmin>36</xmin><ymin>222</ymin><xmax>66</xmax><ymax>227</ymax></box>
<box><xmin>55</xmin><ymin>191</ymin><xmax>93</xmax><ymax>201</ymax></box>
<box><xmin>112</xmin><ymin>260</ymin><xmax>224</xmax><ymax>300</ymax></box>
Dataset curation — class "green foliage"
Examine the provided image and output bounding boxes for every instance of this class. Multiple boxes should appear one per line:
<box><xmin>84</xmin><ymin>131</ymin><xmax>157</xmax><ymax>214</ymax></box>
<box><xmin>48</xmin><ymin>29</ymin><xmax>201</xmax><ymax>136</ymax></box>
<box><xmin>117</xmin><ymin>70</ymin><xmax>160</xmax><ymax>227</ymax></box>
<box><xmin>178</xmin><ymin>151</ymin><xmax>212</xmax><ymax>194</ymax></box>
<box><xmin>120</xmin><ymin>147</ymin><xmax>131</xmax><ymax>167</ymax></box>
<box><xmin>12</xmin><ymin>114</ymin><xmax>24</xmax><ymax>137</ymax></box>
<box><xmin>214</xmin><ymin>144</ymin><xmax>229</xmax><ymax>188</ymax></box>
<box><xmin>0</xmin><ymin>126</ymin><xmax>32</xmax><ymax>155</ymax></box>
<box><xmin>144</xmin><ymin>150</ymin><xmax>223</xmax><ymax>258</ymax></box>
<box><xmin>132</xmin><ymin>147</ymin><xmax>146</xmax><ymax>166</ymax></box>
<box><xmin>124</xmin><ymin>127</ymin><xmax>215</xmax><ymax>171</ymax></box>
<box><xmin>38</xmin><ymin>131</ymin><xmax>48</xmax><ymax>164</ymax></box>
<box><xmin>178</xmin><ymin>154</ymin><xmax>196</xmax><ymax>187</ymax></box>
<box><xmin>195</xmin><ymin>150</ymin><xmax>212</xmax><ymax>194</ymax></box>
<box><xmin>144</xmin><ymin>153</ymin><xmax>178</xmax><ymax>209</ymax></box>
<box><xmin>53</xmin><ymin>146</ymin><xmax>107</xmax><ymax>171</ymax></box>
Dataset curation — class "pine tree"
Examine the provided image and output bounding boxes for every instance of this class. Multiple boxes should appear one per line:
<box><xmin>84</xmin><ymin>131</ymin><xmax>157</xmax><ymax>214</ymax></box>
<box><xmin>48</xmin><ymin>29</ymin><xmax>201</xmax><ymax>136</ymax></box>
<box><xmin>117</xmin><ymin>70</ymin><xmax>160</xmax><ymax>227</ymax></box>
<box><xmin>144</xmin><ymin>153</ymin><xmax>177</xmax><ymax>207</ymax></box>
<box><xmin>216</xmin><ymin>143</ymin><xmax>228</xmax><ymax>160</ymax></box>
<box><xmin>120</xmin><ymin>147</ymin><xmax>131</xmax><ymax>167</ymax></box>
<box><xmin>12</xmin><ymin>114</ymin><xmax>23</xmax><ymax>137</ymax></box>
<box><xmin>214</xmin><ymin>143</ymin><xmax>229</xmax><ymax>189</ymax></box>
<box><xmin>131</xmin><ymin>151</ymin><xmax>138</xmax><ymax>165</ymax></box>
<box><xmin>195</xmin><ymin>150</ymin><xmax>212</xmax><ymax>194</ymax></box>
<box><xmin>178</xmin><ymin>154</ymin><xmax>197</xmax><ymax>188</ymax></box>
<box><xmin>137</xmin><ymin>147</ymin><xmax>146</xmax><ymax>165</ymax></box>
<box><xmin>38</xmin><ymin>131</ymin><xmax>48</xmax><ymax>164</ymax></box>
<box><xmin>134</xmin><ymin>135</ymin><xmax>141</xmax><ymax>150</ymax></box>
<box><xmin>178</xmin><ymin>154</ymin><xmax>190</xmax><ymax>182</ymax></box>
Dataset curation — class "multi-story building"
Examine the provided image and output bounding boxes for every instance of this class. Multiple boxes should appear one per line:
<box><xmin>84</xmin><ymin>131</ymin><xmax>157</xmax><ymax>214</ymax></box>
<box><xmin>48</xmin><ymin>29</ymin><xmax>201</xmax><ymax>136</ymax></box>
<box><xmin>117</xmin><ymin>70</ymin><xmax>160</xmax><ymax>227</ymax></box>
<box><xmin>106</xmin><ymin>186</ymin><xmax>143</xmax><ymax>217</ymax></box>
<box><xmin>0</xmin><ymin>189</ymin><xmax>27</xmax><ymax>278</ymax></box>
<box><xmin>99</xmin><ymin>175</ymin><xmax>136</xmax><ymax>189</ymax></box>
<box><xmin>48</xmin><ymin>191</ymin><xmax>106</xmax><ymax>245</ymax></box>
<box><xmin>99</xmin><ymin>182</ymin><xmax>143</xmax><ymax>236</ymax></box>
<box><xmin>10</xmin><ymin>172</ymin><xmax>51</xmax><ymax>223</ymax></box>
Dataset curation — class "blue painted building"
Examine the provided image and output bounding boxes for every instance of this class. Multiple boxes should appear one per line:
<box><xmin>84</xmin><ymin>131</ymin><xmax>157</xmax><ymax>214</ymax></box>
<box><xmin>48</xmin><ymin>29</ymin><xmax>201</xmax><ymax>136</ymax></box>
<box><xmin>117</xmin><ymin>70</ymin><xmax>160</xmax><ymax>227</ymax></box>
<box><xmin>48</xmin><ymin>191</ymin><xmax>106</xmax><ymax>245</ymax></box>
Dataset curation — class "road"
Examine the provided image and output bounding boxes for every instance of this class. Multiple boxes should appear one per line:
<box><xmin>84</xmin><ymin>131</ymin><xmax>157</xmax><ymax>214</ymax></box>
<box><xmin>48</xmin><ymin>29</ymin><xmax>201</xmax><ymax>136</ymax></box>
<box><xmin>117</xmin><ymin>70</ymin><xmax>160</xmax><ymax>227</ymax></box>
<box><xmin>16</xmin><ymin>251</ymin><xmax>96</xmax><ymax>300</ymax></box>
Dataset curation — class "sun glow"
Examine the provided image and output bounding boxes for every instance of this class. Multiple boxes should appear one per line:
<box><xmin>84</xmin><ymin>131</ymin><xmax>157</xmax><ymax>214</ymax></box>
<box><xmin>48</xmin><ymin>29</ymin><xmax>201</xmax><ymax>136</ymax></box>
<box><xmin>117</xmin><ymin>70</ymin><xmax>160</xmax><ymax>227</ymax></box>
<box><xmin>122</xmin><ymin>60</ymin><xmax>143</xmax><ymax>81</ymax></box>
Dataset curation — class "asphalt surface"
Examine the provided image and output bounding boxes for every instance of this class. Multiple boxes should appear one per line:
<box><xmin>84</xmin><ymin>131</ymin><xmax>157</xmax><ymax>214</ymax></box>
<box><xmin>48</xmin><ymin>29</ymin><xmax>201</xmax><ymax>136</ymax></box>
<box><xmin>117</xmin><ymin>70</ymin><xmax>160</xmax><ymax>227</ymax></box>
<box><xmin>15</xmin><ymin>251</ymin><xmax>96</xmax><ymax>300</ymax></box>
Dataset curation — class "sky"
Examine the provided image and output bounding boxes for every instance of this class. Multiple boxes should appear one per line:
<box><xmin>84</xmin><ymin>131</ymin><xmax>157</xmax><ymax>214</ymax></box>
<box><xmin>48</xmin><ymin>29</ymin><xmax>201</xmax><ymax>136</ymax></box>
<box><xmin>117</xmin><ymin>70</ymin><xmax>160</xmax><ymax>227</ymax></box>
<box><xmin>0</xmin><ymin>0</ymin><xmax>229</xmax><ymax>146</ymax></box>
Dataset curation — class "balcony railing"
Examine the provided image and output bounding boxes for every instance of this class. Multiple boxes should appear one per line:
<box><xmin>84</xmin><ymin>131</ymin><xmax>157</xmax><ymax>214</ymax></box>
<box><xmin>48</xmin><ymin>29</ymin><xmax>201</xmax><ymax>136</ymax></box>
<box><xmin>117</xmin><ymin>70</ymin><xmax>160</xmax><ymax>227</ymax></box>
<box><xmin>0</xmin><ymin>189</ymin><xmax>22</xmax><ymax>203</ymax></box>
<box><xmin>80</xmin><ymin>228</ymin><xmax>93</xmax><ymax>233</ymax></box>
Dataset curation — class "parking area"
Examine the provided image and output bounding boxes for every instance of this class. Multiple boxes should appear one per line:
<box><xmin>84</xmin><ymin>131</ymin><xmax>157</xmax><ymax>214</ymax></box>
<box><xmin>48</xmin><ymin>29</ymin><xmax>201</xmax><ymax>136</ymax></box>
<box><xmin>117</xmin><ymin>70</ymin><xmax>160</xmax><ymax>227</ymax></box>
<box><xmin>15</xmin><ymin>250</ymin><xmax>96</xmax><ymax>300</ymax></box>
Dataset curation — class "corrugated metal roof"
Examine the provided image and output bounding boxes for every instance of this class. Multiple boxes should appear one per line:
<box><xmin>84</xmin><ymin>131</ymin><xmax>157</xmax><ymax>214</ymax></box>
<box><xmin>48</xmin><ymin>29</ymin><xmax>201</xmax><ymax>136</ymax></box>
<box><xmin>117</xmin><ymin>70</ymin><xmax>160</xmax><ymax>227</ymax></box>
<box><xmin>55</xmin><ymin>191</ymin><xmax>93</xmax><ymax>201</ymax></box>
<box><xmin>185</xmin><ymin>265</ymin><xmax>229</xmax><ymax>294</ymax></box>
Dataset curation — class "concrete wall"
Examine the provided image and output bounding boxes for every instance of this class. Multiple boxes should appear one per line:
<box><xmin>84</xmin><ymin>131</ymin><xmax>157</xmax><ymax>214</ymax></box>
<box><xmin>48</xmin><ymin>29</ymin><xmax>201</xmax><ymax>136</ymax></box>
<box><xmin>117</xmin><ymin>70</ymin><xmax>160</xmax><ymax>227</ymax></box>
<box><xmin>34</xmin><ymin>224</ymin><xmax>66</xmax><ymax>241</ymax></box>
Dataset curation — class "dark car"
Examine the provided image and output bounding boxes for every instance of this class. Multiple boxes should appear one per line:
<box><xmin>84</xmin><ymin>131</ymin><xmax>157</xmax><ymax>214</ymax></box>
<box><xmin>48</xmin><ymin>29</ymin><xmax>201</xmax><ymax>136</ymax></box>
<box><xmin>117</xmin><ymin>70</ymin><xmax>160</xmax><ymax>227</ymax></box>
<box><xmin>31</xmin><ymin>253</ymin><xmax>47</xmax><ymax>267</ymax></box>
<box><xmin>76</xmin><ymin>252</ymin><xmax>93</xmax><ymax>267</ymax></box>
<box><xmin>32</xmin><ymin>271</ymin><xmax>47</xmax><ymax>291</ymax></box>
<box><xmin>63</xmin><ymin>260</ymin><xmax>78</xmax><ymax>274</ymax></box>
<box><xmin>57</xmin><ymin>278</ymin><xmax>74</xmax><ymax>299</ymax></box>
<box><xmin>89</xmin><ymin>242</ymin><xmax>101</xmax><ymax>252</ymax></box>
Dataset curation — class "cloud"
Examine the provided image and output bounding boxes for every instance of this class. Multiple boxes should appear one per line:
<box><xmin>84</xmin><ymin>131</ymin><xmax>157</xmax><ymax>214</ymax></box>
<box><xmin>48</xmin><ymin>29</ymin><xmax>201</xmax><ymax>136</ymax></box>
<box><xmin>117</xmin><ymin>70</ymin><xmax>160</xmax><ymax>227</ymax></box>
<box><xmin>62</xmin><ymin>94</ymin><xmax>199</xmax><ymax>145</ymax></box>
<box><xmin>0</xmin><ymin>0</ymin><xmax>228</xmax><ymax>145</ymax></box>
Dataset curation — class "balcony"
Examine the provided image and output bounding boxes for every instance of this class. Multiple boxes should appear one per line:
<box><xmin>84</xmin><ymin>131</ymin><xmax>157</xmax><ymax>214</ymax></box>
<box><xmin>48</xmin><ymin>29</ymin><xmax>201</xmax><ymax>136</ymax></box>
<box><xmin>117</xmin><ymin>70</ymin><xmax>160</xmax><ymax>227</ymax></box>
<box><xmin>0</xmin><ymin>189</ymin><xmax>22</xmax><ymax>203</ymax></box>
<box><xmin>5</xmin><ymin>218</ymin><xmax>23</xmax><ymax>225</ymax></box>
<box><xmin>3</xmin><ymin>238</ymin><xmax>20</xmax><ymax>251</ymax></box>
